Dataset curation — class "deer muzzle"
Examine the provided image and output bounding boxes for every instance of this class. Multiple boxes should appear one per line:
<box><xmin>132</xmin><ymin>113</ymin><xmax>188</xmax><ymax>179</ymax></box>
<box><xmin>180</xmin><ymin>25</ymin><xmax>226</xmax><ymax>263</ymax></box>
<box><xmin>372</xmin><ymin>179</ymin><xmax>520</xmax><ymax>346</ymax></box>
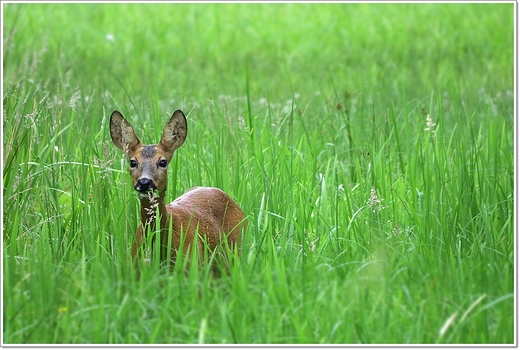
<box><xmin>135</xmin><ymin>177</ymin><xmax>156</xmax><ymax>192</ymax></box>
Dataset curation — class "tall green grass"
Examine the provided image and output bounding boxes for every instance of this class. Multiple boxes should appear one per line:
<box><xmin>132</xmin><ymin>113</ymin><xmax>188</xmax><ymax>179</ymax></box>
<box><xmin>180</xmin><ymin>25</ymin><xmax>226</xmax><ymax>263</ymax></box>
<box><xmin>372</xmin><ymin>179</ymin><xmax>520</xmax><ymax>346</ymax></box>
<box><xmin>3</xmin><ymin>3</ymin><xmax>514</xmax><ymax>344</ymax></box>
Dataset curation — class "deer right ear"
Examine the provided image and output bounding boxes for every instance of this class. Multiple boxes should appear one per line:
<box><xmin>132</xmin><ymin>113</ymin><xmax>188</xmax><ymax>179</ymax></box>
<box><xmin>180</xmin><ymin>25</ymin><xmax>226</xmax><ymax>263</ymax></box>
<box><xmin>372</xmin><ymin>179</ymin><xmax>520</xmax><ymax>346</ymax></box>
<box><xmin>110</xmin><ymin>111</ymin><xmax>141</xmax><ymax>153</ymax></box>
<box><xmin>160</xmin><ymin>110</ymin><xmax>187</xmax><ymax>154</ymax></box>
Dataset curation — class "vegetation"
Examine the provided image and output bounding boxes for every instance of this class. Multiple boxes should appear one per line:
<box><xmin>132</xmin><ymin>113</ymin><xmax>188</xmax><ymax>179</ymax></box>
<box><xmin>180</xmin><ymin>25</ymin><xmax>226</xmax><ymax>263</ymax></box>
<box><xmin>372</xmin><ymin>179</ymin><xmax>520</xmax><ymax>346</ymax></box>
<box><xmin>3</xmin><ymin>3</ymin><xmax>514</xmax><ymax>344</ymax></box>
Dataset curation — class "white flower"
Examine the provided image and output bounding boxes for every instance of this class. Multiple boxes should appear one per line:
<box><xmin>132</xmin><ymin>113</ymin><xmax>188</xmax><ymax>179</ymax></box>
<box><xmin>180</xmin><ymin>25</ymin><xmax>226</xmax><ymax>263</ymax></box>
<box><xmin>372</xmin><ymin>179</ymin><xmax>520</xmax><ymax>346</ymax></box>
<box><xmin>425</xmin><ymin>114</ymin><xmax>436</xmax><ymax>133</ymax></box>
<box><xmin>367</xmin><ymin>187</ymin><xmax>388</xmax><ymax>213</ymax></box>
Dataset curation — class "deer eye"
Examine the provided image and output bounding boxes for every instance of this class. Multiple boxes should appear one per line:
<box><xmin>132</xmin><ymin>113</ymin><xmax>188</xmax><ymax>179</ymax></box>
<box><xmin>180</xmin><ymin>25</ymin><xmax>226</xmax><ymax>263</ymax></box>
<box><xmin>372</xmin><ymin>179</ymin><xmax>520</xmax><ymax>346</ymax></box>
<box><xmin>158</xmin><ymin>159</ymin><xmax>168</xmax><ymax>168</ymax></box>
<box><xmin>129</xmin><ymin>159</ymin><xmax>138</xmax><ymax>168</ymax></box>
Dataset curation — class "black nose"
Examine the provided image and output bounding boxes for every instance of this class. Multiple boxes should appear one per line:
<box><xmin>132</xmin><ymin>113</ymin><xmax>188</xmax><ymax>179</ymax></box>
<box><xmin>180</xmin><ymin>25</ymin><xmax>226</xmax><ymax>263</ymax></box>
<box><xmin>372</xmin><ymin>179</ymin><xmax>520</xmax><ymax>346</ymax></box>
<box><xmin>135</xmin><ymin>178</ymin><xmax>156</xmax><ymax>192</ymax></box>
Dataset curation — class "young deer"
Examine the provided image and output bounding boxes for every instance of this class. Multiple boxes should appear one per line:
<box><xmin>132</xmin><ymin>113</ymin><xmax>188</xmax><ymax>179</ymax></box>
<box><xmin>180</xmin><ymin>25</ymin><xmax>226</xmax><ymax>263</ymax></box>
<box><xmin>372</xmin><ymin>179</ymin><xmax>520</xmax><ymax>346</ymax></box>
<box><xmin>110</xmin><ymin>109</ymin><xmax>246</xmax><ymax>274</ymax></box>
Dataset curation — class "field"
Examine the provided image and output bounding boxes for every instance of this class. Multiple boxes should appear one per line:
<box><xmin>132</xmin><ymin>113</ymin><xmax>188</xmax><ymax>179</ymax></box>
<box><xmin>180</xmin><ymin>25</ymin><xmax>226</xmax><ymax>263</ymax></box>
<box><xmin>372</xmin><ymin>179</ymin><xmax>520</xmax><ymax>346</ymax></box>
<box><xmin>2</xmin><ymin>2</ymin><xmax>515</xmax><ymax>345</ymax></box>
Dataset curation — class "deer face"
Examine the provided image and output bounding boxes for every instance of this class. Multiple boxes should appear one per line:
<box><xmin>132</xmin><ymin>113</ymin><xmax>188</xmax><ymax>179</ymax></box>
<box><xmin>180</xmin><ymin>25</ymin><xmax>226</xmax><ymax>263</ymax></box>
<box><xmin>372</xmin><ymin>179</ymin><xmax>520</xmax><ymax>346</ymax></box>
<box><xmin>110</xmin><ymin>110</ymin><xmax>187</xmax><ymax>198</ymax></box>
<box><xmin>128</xmin><ymin>144</ymin><xmax>170</xmax><ymax>197</ymax></box>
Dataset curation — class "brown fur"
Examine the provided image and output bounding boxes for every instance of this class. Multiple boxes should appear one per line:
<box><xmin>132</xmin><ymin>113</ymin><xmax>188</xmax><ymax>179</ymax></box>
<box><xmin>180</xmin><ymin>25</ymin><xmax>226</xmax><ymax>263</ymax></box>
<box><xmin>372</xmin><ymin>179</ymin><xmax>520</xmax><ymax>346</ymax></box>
<box><xmin>110</xmin><ymin>110</ymin><xmax>246</xmax><ymax>274</ymax></box>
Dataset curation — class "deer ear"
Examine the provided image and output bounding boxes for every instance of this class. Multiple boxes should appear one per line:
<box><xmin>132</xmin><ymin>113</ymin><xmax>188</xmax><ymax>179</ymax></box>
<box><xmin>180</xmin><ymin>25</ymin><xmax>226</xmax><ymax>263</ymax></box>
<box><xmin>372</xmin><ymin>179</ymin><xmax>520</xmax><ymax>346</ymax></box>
<box><xmin>110</xmin><ymin>111</ymin><xmax>141</xmax><ymax>153</ymax></box>
<box><xmin>160</xmin><ymin>110</ymin><xmax>187</xmax><ymax>153</ymax></box>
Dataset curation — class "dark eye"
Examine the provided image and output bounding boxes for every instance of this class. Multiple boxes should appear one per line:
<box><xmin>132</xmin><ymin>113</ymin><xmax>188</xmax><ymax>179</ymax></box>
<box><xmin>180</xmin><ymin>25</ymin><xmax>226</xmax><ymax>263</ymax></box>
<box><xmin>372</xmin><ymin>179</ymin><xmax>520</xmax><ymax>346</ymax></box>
<box><xmin>129</xmin><ymin>159</ymin><xmax>137</xmax><ymax>168</ymax></box>
<box><xmin>158</xmin><ymin>159</ymin><xmax>167</xmax><ymax>168</ymax></box>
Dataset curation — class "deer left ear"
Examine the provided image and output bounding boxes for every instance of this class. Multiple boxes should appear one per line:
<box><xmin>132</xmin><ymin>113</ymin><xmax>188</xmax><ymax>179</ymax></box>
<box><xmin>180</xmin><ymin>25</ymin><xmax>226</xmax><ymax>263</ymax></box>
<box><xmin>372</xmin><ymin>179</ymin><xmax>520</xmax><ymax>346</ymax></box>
<box><xmin>160</xmin><ymin>110</ymin><xmax>188</xmax><ymax>153</ymax></box>
<box><xmin>110</xmin><ymin>110</ymin><xmax>142</xmax><ymax>153</ymax></box>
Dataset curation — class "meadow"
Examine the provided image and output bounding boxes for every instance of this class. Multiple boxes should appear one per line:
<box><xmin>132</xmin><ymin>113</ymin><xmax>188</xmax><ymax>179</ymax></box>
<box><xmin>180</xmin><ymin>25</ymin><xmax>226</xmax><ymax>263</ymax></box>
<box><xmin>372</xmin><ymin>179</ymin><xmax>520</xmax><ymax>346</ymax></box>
<box><xmin>2</xmin><ymin>2</ymin><xmax>515</xmax><ymax>345</ymax></box>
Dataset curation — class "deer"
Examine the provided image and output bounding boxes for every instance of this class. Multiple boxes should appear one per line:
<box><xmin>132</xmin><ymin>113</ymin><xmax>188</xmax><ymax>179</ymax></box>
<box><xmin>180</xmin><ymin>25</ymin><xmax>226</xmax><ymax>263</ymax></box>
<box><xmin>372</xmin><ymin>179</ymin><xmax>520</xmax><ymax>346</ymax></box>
<box><xmin>109</xmin><ymin>109</ymin><xmax>246</xmax><ymax>275</ymax></box>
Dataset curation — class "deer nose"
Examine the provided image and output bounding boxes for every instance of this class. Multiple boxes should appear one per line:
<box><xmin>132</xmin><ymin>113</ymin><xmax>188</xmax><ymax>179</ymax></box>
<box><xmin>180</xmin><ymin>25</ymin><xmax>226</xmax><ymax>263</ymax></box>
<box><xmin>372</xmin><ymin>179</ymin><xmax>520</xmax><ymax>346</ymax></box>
<box><xmin>135</xmin><ymin>177</ymin><xmax>156</xmax><ymax>192</ymax></box>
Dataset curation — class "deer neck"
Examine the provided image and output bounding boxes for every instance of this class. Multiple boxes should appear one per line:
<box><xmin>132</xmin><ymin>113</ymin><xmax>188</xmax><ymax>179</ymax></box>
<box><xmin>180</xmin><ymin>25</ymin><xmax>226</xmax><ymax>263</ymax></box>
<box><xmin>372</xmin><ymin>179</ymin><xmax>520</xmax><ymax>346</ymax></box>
<box><xmin>139</xmin><ymin>193</ymin><xmax>170</xmax><ymax>233</ymax></box>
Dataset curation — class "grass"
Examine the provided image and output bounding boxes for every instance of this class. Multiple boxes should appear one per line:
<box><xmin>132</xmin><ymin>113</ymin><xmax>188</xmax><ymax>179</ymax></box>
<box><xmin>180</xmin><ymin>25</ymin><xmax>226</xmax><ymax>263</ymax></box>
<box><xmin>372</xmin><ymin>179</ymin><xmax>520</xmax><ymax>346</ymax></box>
<box><xmin>2</xmin><ymin>2</ymin><xmax>515</xmax><ymax>345</ymax></box>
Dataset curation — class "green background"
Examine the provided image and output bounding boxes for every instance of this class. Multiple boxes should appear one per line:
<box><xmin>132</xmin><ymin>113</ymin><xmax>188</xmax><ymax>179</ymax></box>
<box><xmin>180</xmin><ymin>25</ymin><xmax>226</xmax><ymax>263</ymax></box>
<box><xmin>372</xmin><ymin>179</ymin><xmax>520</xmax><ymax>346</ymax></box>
<box><xmin>3</xmin><ymin>3</ymin><xmax>514</xmax><ymax>344</ymax></box>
